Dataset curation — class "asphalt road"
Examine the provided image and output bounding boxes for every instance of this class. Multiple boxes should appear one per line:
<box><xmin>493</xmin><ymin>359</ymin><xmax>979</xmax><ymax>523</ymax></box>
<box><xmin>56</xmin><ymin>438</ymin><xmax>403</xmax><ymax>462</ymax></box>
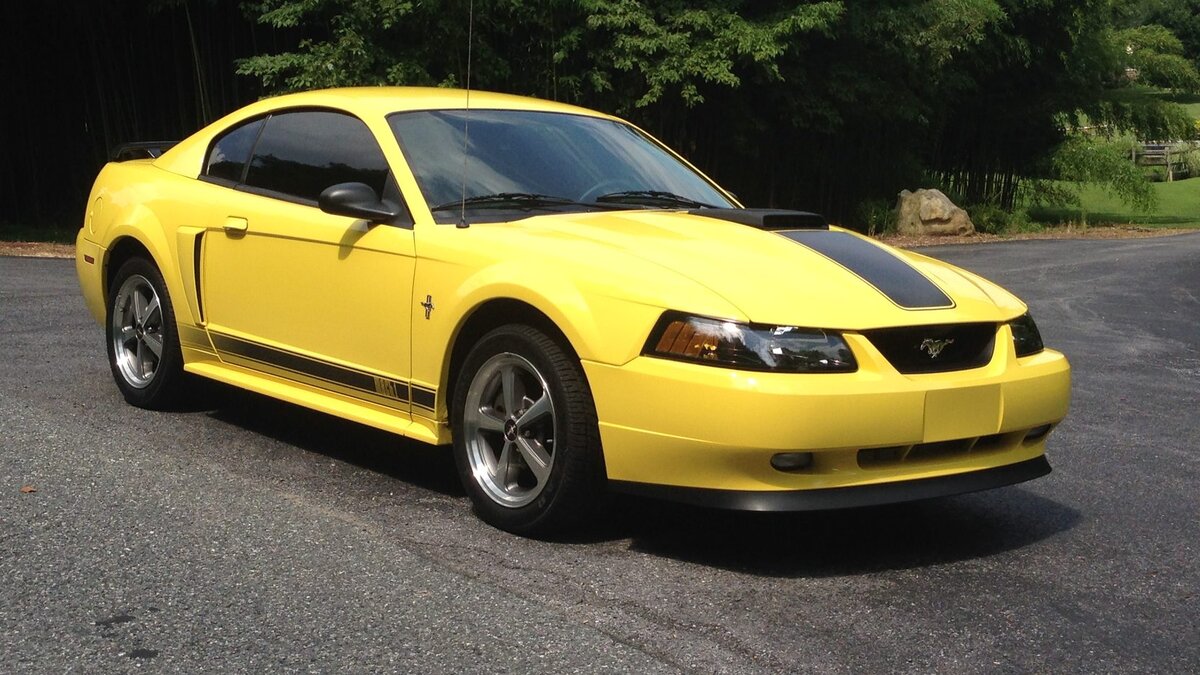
<box><xmin>2</xmin><ymin>234</ymin><xmax>1198</xmax><ymax>673</ymax></box>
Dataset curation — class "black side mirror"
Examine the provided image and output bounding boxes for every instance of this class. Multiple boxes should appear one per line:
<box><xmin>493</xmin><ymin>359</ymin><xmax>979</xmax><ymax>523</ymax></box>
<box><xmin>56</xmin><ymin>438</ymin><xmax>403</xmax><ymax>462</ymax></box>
<box><xmin>318</xmin><ymin>182</ymin><xmax>401</xmax><ymax>223</ymax></box>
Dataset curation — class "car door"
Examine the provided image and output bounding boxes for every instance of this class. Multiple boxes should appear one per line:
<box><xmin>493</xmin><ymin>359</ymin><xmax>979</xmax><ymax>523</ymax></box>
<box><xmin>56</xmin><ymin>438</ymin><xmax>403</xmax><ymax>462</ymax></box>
<box><xmin>198</xmin><ymin>109</ymin><xmax>418</xmax><ymax>415</ymax></box>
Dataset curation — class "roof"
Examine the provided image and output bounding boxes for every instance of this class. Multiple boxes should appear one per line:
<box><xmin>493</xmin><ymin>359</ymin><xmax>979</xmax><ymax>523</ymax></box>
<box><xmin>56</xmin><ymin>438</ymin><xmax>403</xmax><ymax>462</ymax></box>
<box><xmin>257</xmin><ymin>87</ymin><xmax>608</xmax><ymax>119</ymax></box>
<box><xmin>154</xmin><ymin>86</ymin><xmax>616</xmax><ymax>178</ymax></box>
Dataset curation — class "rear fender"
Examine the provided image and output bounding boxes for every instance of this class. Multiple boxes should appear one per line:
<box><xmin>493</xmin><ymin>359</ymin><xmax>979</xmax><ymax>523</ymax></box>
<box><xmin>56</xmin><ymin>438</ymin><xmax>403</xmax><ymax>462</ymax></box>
<box><xmin>101</xmin><ymin>210</ymin><xmax>194</xmax><ymax>328</ymax></box>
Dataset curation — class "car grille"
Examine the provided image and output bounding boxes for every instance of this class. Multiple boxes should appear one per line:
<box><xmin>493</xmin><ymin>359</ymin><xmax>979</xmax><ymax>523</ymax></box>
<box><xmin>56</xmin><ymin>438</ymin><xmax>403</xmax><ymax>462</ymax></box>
<box><xmin>857</xmin><ymin>431</ymin><xmax>1026</xmax><ymax>469</ymax></box>
<box><xmin>861</xmin><ymin>323</ymin><xmax>996</xmax><ymax>374</ymax></box>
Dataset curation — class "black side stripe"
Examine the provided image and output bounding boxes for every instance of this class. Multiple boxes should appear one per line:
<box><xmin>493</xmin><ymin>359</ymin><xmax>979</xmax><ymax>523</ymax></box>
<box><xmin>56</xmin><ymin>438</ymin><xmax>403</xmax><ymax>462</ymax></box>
<box><xmin>779</xmin><ymin>230</ymin><xmax>953</xmax><ymax>310</ymax></box>
<box><xmin>411</xmin><ymin>387</ymin><xmax>436</xmax><ymax>411</ymax></box>
<box><xmin>178</xmin><ymin>324</ymin><xmax>213</xmax><ymax>351</ymax></box>
<box><xmin>210</xmin><ymin>332</ymin><xmax>419</xmax><ymax>405</ymax></box>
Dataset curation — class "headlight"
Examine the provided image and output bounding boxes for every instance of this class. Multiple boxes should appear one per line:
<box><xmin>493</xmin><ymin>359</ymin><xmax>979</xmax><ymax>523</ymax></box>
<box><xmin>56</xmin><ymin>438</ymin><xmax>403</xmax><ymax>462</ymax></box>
<box><xmin>643</xmin><ymin>312</ymin><xmax>857</xmax><ymax>372</ymax></box>
<box><xmin>1010</xmin><ymin>312</ymin><xmax>1044</xmax><ymax>357</ymax></box>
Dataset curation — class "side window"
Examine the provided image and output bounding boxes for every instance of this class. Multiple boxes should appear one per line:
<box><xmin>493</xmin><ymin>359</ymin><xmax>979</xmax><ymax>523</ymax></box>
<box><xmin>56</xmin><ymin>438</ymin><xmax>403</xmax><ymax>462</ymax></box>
<box><xmin>243</xmin><ymin>111</ymin><xmax>390</xmax><ymax>204</ymax></box>
<box><xmin>204</xmin><ymin>118</ymin><xmax>264</xmax><ymax>184</ymax></box>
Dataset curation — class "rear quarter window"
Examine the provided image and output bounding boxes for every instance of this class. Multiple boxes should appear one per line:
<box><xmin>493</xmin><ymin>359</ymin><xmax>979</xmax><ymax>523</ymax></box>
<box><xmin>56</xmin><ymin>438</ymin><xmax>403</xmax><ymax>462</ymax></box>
<box><xmin>204</xmin><ymin>118</ymin><xmax>265</xmax><ymax>184</ymax></box>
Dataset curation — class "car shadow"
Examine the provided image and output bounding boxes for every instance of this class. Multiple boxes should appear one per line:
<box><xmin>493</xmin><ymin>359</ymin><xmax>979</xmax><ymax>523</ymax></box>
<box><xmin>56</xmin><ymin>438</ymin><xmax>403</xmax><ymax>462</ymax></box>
<box><xmin>594</xmin><ymin>489</ymin><xmax>1081</xmax><ymax>578</ymax></box>
<box><xmin>188</xmin><ymin>382</ymin><xmax>1079</xmax><ymax>576</ymax></box>
<box><xmin>199</xmin><ymin>383</ymin><xmax>463</xmax><ymax>498</ymax></box>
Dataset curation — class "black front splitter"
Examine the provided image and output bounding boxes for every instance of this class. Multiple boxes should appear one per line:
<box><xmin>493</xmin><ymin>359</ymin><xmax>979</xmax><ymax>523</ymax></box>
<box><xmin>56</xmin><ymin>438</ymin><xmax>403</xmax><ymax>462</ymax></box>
<box><xmin>608</xmin><ymin>455</ymin><xmax>1051</xmax><ymax>512</ymax></box>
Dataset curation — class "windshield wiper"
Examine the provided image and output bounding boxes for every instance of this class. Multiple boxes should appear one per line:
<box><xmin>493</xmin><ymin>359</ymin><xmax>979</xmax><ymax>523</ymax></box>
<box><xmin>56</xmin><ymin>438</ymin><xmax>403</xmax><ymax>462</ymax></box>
<box><xmin>594</xmin><ymin>190</ymin><xmax>716</xmax><ymax>209</ymax></box>
<box><xmin>431</xmin><ymin>192</ymin><xmax>585</xmax><ymax>212</ymax></box>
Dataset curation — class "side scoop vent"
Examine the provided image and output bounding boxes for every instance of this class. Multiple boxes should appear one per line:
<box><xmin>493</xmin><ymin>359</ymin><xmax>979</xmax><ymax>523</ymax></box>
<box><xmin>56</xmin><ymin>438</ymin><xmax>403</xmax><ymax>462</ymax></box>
<box><xmin>688</xmin><ymin>208</ymin><xmax>828</xmax><ymax>231</ymax></box>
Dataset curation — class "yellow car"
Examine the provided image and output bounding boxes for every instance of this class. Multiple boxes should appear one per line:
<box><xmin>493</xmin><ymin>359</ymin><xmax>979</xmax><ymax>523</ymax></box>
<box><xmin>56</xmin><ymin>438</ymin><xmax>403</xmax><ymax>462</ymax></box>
<box><xmin>76</xmin><ymin>87</ymin><xmax>1070</xmax><ymax>535</ymax></box>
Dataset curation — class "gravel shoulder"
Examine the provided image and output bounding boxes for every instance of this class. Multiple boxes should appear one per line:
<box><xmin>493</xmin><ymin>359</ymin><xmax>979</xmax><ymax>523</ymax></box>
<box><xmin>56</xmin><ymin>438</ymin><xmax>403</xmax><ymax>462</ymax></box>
<box><xmin>880</xmin><ymin>225</ymin><xmax>1194</xmax><ymax>247</ymax></box>
<box><xmin>0</xmin><ymin>241</ymin><xmax>75</xmax><ymax>258</ymax></box>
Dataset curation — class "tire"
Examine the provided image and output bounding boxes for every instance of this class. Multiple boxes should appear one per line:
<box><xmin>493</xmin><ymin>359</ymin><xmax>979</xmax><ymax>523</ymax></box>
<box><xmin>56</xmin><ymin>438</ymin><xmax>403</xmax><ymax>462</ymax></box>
<box><xmin>105</xmin><ymin>257</ymin><xmax>186</xmax><ymax>409</ymax></box>
<box><xmin>451</xmin><ymin>324</ymin><xmax>605</xmax><ymax>536</ymax></box>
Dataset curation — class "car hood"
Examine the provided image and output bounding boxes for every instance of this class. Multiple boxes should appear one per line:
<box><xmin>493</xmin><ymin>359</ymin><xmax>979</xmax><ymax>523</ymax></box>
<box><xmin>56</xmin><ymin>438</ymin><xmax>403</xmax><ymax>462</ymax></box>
<box><xmin>500</xmin><ymin>209</ymin><xmax>1027</xmax><ymax>329</ymax></box>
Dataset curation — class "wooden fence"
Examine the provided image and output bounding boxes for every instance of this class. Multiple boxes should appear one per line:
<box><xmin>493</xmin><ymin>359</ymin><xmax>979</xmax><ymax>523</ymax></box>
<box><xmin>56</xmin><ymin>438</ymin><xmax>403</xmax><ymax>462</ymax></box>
<box><xmin>1134</xmin><ymin>142</ymin><xmax>1198</xmax><ymax>181</ymax></box>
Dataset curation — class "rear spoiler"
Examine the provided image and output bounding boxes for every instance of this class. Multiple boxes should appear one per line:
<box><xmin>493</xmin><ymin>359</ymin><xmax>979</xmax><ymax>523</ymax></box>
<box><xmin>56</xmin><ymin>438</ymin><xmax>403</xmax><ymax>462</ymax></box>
<box><xmin>110</xmin><ymin>141</ymin><xmax>178</xmax><ymax>162</ymax></box>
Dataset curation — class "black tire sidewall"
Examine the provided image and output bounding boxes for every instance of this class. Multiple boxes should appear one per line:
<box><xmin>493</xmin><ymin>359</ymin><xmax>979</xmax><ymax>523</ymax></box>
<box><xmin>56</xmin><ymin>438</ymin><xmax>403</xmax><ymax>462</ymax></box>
<box><xmin>105</xmin><ymin>257</ymin><xmax>184</xmax><ymax>409</ymax></box>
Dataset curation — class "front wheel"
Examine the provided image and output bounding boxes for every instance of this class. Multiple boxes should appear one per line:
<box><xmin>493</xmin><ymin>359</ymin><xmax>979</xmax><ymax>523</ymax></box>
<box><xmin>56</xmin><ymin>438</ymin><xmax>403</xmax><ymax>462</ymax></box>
<box><xmin>451</xmin><ymin>325</ymin><xmax>605</xmax><ymax>536</ymax></box>
<box><xmin>106</xmin><ymin>257</ymin><xmax>186</xmax><ymax>409</ymax></box>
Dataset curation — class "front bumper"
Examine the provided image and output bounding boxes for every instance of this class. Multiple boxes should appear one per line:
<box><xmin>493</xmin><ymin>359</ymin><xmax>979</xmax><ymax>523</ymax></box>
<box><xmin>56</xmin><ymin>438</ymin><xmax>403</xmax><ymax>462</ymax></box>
<box><xmin>582</xmin><ymin>329</ymin><xmax>1070</xmax><ymax>499</ymax></box>
<box><xmin>611</xmin><ymin>455</ymin><xmax>1051</xmax><ymax>511</ymax></box>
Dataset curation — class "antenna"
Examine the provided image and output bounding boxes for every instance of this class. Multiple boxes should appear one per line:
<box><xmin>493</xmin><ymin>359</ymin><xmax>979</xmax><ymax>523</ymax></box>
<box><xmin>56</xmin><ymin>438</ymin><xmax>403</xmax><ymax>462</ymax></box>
<box><xmin>457</xmin><ymin>0</ymin><xmax>475</xmax><ymax>229</ymax></box>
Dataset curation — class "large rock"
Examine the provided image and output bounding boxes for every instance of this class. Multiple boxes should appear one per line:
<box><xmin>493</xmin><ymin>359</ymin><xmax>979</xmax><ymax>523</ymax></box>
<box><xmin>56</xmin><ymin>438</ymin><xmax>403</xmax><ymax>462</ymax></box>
<box><xmin>894</xmin><ymin>188</ymin><xmax>975</xmax><ymax>236</ymax></box>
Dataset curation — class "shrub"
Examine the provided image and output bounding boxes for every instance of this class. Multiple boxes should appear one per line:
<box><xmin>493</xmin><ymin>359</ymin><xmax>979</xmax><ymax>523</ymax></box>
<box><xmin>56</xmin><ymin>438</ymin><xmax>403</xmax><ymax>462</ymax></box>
<box><xmin>1007</xmin><ymin>208</ymin><xmax>1041</xmax><ymax>233</ymax></box>
<box><xmin>1051</xmin><ymin>135</ymin><xmax>1157</xmax><ymax>212</ymax></box>
<box><xmin>969</xmin><ymin>203</ymin><xmax>1010</xmax><ymax>234</ymax></box>
<box><xmin>854</xmin><ymin>198</ymin><xmax>896</xmax><ymax>236</ymax></box>
<box><xmin>964</xmin><ymin>203</ymin><xmax>1042</xmax><ymax>235</ymax></box>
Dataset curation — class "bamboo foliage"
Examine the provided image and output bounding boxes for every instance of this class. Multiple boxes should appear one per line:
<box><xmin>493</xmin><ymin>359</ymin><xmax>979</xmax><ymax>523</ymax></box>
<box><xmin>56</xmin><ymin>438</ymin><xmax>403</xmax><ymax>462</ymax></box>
<box><xmin>2</xmin><ymin>0</ymin><xmax>1197</xmax><ymax>231</ymax></box>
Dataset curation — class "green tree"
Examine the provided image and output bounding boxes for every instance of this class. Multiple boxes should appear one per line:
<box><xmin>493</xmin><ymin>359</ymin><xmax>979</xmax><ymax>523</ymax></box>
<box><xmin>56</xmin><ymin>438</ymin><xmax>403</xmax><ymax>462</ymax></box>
<box><xmin>576</xmin><ymin>0</ymin><xmax>842</xmax><ymax>109</ymax></box>
<box><xmin>237</xmin><ymin>0</ymin><xmax>589</xmax><ymax>98</ymax></box>
<box><xmin>1114</xmin><ymin>24</ymin><xmax>1200</xmax><ymax>91</ymax></box>
<box><xmin>1049</xmin><ymin>135</ymin><xmax>1157</xmax><ymax>216</ymax></box>
<box><xmin>1123</xmin><ymin>0</ymin><xmax>1200</xmax><ymax>68</ymax></box>
<box><xmin>233</xmin><ymin>0</ymin><xmax>1197</xmax><ymax>223</ymax></box>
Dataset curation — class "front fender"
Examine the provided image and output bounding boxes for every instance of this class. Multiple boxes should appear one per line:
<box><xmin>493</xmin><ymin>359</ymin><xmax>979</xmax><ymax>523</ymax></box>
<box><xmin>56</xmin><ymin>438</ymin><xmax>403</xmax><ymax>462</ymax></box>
<box><xmin>409</xmin><ymin>250</ymin><xmax>743</xmax><ymax>423</ymax></box>
<box><xmin>451</xmin><ymin>259</ymin><xmax>668</xmax><ymax>366</ymax></box>
<box><xmin>409</xmin><ymin>256</ymin><xmax>667</xmax><ymax>401</ymax></box>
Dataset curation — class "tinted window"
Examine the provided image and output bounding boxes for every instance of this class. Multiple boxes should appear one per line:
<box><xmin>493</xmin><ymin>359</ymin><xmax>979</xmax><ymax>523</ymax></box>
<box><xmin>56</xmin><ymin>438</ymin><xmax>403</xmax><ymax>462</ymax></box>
<box><xmin>244</xmin><ymin>111</ymin><xmax>389</xmax><ymax>203</ymax></box>
<box><xmin>205</xmin><ymin>118</ymin><xmax>264</xmax><ymax>183</ymax></box>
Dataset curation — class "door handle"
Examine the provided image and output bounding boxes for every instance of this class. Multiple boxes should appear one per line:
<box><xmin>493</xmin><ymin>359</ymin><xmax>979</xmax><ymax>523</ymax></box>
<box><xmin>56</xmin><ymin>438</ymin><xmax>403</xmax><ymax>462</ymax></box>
<box><xmin>222</xmin><ymin>217</ymin><xmax>248</xmax><ymax>234</ymax></box>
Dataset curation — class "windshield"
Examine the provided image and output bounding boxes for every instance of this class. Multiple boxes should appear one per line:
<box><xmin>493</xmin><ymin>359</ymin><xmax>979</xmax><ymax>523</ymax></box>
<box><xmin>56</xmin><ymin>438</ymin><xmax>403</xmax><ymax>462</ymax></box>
<box><xmin>388</xmin><ymin>109</ymin><xmax>735</xmax><ymax>223</ymax></box>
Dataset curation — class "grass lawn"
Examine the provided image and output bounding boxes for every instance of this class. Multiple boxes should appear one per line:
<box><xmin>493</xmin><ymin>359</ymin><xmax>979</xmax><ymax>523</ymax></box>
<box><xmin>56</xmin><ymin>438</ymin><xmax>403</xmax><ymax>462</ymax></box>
<box><xmin>1158</xmin><ymin>91</ymin><xmax>1200</xmax><ymax>122</ymax></box>
<box><xmin>1032</xmin><ymin>90</ymin><xmax>1200</xmax><ymax>229</ymax></box>
<box><xmin>1031</xmin><ymin>177</ymin><xmax>1200</xmax><ymax>228</ymax></box>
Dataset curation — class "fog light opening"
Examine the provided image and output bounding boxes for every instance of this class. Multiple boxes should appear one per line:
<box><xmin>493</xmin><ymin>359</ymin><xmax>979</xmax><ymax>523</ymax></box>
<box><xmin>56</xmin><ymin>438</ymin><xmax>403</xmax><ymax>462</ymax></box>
<box><xmin>770</xmin><ymin>452</ymin><xmax>814</xmax><ymax>472</ymax></box>
<box><xmin>1024</xmin><ymin>423</ymin><xmax>1053</xmax><ymax>443</ymax></box>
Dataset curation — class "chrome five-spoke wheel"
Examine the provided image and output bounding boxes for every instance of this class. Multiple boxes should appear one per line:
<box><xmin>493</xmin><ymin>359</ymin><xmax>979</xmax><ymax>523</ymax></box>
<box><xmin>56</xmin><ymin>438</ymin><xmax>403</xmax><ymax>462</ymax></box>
<box><xmin>451</xmin><ymin>324</ymin><xmax>605</xmax><ymax>536</ymax></box>
<box><xmin>463</xmin><ymin>353</ymin><xmax>557</xmax><ymax>508</ymax></box>
<box><xmin>106</xmin><ymin>257</ymin><xmax>184</xmax><ymax>409</ymax></box>
<box><xmin>110</xmin><ymin>274</ymin><xmax>165</xmax><ymax>389</ymax></box>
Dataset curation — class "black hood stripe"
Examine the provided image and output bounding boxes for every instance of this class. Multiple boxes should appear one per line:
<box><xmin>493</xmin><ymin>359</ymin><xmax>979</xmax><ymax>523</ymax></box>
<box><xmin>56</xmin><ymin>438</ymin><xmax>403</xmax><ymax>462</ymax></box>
<box><xmin>779</xmin><ymin>230</ymin><xmax>953</xmax><ymax>309</ymax></box>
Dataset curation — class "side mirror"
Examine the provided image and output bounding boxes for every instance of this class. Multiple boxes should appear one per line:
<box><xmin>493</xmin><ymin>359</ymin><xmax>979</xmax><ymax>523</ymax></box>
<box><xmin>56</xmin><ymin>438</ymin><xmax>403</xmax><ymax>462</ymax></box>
<box><xmin>318</xmin><ymin>182</ymin><xmax>401</xmax><ymax>223</ymax></box>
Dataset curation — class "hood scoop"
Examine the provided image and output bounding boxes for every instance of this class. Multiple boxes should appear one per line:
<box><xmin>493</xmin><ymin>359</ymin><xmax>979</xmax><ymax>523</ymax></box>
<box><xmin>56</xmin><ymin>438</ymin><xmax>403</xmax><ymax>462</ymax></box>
<box><xmin>688</xmin><ymin>208</ymin><xmax>828</xmax><ymax>231</ymax></box>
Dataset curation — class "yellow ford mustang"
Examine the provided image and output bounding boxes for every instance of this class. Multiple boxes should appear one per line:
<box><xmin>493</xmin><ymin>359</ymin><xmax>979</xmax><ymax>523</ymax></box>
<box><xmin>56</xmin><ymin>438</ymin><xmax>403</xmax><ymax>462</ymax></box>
<box><xmin>76</xmin><ymin>87</ymin><xmax>1070</xmax><ymax>535</ymax></box>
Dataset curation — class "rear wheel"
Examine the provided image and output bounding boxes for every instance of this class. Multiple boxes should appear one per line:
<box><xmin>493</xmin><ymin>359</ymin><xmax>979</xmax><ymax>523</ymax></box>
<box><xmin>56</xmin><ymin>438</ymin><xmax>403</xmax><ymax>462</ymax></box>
<box><xmin>451</xmin><ymin>325</ymin><xmax>604</xmax><ymax>536</ymax></box>
<box><xmin>106</xmin><ymin>257</ymin><xmax>185</xmax><ymax>409</ymax></box>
